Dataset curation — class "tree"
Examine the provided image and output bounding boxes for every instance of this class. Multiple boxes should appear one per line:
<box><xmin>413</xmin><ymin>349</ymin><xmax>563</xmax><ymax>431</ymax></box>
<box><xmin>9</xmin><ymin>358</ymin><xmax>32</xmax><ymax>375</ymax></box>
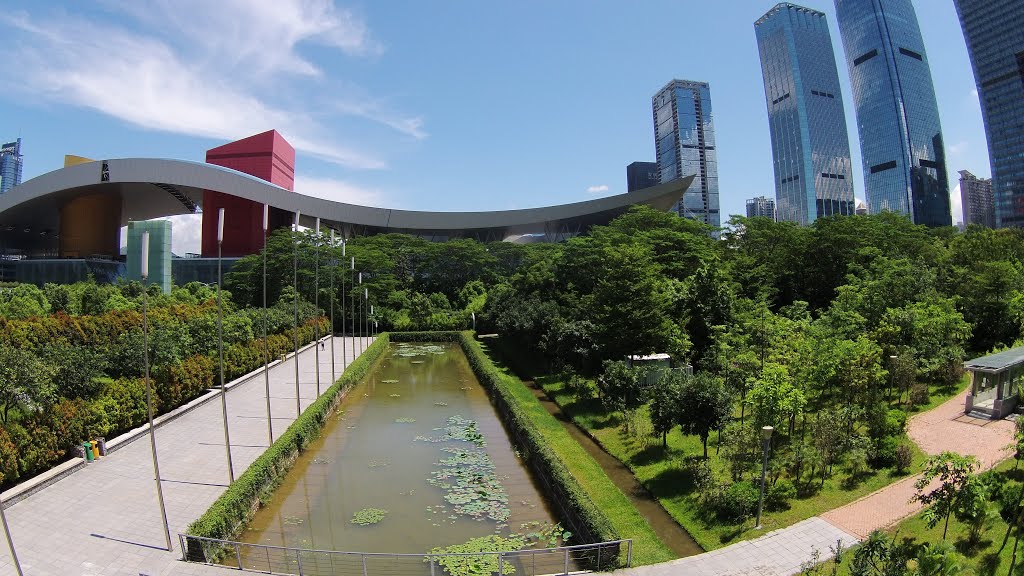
<box><xmin>677</xmin><ymin>372</ymin><xmax>732</xmax><ymax>458</ymax></box>
<box><xmin>0</xmin><ymin>345</ymin><xmax>54</xmax><ymax>422</ymax></box>
<box><xmin>596</xmin><ymin>360</ymin><xmax>649</xmax><ymax>433</ymax></box>
<box><xmin>912</xmin><ymin>452</ymin><xmax>981</xmax><ymax>540</ymax></box>
<box><xmin>648</xmin><ymin>370</ymin><xmax>682</xmax><ymax>449</ymax></box>
<box><xmin>747</xmin><ymin>363</ymin><xmax>805</xmax><ymax>431</ymax></box>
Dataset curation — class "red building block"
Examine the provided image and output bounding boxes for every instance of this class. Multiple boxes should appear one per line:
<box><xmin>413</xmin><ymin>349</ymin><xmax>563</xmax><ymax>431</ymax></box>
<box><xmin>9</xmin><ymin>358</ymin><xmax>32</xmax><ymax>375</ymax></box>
<box><xmin>201</xmin><ymin>130</ymin><xmax>295</xmax><ymax>257</ymax></box>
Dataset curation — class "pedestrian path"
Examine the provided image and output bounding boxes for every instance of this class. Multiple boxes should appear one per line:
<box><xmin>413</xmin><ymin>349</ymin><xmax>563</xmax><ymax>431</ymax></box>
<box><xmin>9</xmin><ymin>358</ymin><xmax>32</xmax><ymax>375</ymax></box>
<box><xmin>0</xmin><ymin>335</ymin><xmax>375</xmax><ymax>576</ymax></box>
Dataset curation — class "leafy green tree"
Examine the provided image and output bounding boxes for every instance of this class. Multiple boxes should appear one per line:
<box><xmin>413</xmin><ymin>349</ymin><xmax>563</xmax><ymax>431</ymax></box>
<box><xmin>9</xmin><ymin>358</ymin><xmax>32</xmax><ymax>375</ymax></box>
<box><xmin>40</xmin><ymin>345</ymin><xmax>107</xmax><ymax>399</ymax></box>
<box><xmin>747</xmin><ymin>363</ymin><xmax>805</xmax><ymax>431</ymax></box>
<box><xmin>596</xmin><ymin>360</ymin><xmax>649</xmax><ymax>433</ymax></box>
<box><xmin>913</xmin><ymin>452</ymin><xmax>981</xmax><ymax>540</ymax></box>
<box><xmin>677</xmin><ymin>372</ymin><xmax>732</xmax><ymax>458</ymax></box>
<box><xmin>0</xmin><ymin>345</ymin><xmax>54</xmax><ymax>422</ymax></box>
<box><xmin>648</xmin><ymin>370</ymin><xmax>682</xmax><ymax>449</ymax></box>
<box><xmin>684</xmin><ymin>265</ymin><xmax>735</xmax><ymax>371</ymax></box>
<box><xmin>850</xmin><ymin>530</ymin><xmax>910</xmax><ymax>576</ymax></box>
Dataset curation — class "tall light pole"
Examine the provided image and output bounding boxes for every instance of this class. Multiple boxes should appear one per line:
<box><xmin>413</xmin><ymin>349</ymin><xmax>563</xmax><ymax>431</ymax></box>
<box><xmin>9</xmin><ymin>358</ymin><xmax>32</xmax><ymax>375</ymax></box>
<box><xmin>293</xmin><ymin>211</ymin><xmax>301</xmax><ymax>417</ymax></box>
<box><xmin>216</xmin><ymin>208</ymin><xmax>235</xmax><ymax>484</ymax></box>
<box><xmin>313</xmin><ymin>217</ymin><xmax>321</xmax><ymax>398</ymax></box>
<box><xmin>370</xmin><ymin>304</ymin><xmax>375</xmax><ymax>339</ymax></box>
<box><xmin>140</xmin><ymin>231</ymin><xmax>172</xmax><ymax>552</ymax></box>
<box><xmin>262</xmin><ymin>205</ymin><xmax>273</xmax><ymax>444</ymax></box>
<box><xmin>341</xmin><ymin>241</ymin><xmax>347</xmax><ymax>371</ymax></box>
<box><xmin>363</xmin><ymin>287</ymin><xmax>369</xmax><ymax>351</ymax></box>
<box><xmin>357</xmin><ymin>273</ymin><xmax>364</xmax><ymax>355</ymax></box>
<box><xmin>329</xmin><ymin>229</ymin><xmax>336</xmax><ymax>384</ymax></box>
<box><xmin>755</xmin><ymin>425</ymin><xmax>774</xmax><ymax>530</ymax></box>
<box><xmin>350</xmin><ymin>257</ymin><xmax>356</xmax><ymax>360</ymax></box>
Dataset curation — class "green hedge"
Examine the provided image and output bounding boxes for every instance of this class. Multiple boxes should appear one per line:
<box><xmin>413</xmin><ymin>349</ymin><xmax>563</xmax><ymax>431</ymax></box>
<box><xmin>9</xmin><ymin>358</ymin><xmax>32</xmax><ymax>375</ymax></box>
<box><xmin>186</xmin><ymin>334</ymin><xmax>390</xmax><ymax>556</ymax></box>
<box><xmin>389</xmin><ymin>331</ymin><xmax>461</xmax><ymax>343</ymax></box>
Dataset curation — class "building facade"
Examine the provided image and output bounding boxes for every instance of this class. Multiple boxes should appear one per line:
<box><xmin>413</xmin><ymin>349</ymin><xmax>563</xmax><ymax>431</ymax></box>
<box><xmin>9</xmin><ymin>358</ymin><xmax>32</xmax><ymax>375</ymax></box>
<box><xmin>954</xmin><ymin>0</ymin><xmax>1024</xmax><ymax>228</ymax></box>
<box><xmin>756</xmin><ymin>3</ymin><xmax>855</xmax><ymax>225</ymax></box>
<box><xmin>959</xmin><ymin>170</ymin><xmax>995</xmax><ymax>228</ymax></box>
<box><xmin>126</xmin><ymin>220</ymin><xmax>172</xmax><ymax>293</ymax></box>
<box><xmin>0</xmin><ymin>139</ymin><xmax>23</xmax><ymax>195</ymax></box>
<box><xmin>626</xmin><ymin>161</ymin><xmax>659</xmax><ymax>192</ymax></box>
<box><xmin>653</xmin><ymin>80</ymin><xmax>720</xmax><ymax>230</ymax></box>
<box><xmin>834</xmin><ymin>0</ymin><xmax>952</xmax><ymax>227</ymax></box>
<box><xmin>746</xmin><ymin>196</ymin><xmax>778</xmax><ymax>219</ymax></box>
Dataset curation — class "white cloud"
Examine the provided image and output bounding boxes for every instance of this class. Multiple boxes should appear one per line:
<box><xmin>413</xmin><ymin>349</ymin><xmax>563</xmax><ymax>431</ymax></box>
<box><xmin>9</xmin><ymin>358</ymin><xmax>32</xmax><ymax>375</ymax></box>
<box><xmin>586</xmin><ymin>184</ymin><xmax>610</xmax><ymax>194</ymax></box>
<box><xmin>948</xmin><ymin>140</ymin><xmax>970</xmax><ymax>156</ymax></box>
<box><xmin>1</xmin><ymin>3</ymin><xmax>417</xmax><ymax>169</ymax></box>
<box><xmin>950</xmin><ymin>184</ymin><xmax>964</xmax><ymax>225</ymax></box>
<box><xmin>294</xmin><ymin>175</ymin><xmax>387</xmax><ymax>207</ymax></box>
<box><xmin>163</xmin><ymin>214</ymin><xmax>204</xmax><ymax>256</ymax></box>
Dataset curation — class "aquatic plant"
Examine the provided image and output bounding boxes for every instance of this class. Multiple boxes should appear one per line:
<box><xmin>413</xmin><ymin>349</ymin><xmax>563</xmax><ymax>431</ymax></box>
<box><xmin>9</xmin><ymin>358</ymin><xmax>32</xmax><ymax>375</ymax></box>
<box><xmin>351</xmin><ymin>508</ymin><xmax>388</xmax><ymax>526</ymax></box>
<box><xmin>395</xmin><ymin>418</ymin><xmax>417</xmax><ymax>423</ymax></box>
<box><xmin>427</xmin><ymin>535</ymin><xmax>527</xmax><ymax>576</ymax></box>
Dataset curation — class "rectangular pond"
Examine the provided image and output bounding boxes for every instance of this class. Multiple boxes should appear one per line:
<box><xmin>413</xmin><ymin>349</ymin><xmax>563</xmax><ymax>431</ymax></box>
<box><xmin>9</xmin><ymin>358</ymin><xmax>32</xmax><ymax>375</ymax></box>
<box><xmin>236</xmin><ymin>342</ymin><xmax>567</xmax><ymax>558</ymax></box>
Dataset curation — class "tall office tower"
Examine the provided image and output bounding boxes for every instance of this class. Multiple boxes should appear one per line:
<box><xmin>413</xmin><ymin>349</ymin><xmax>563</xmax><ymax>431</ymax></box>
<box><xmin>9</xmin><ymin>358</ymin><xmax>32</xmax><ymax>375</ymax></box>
<box><xmin>834</xmin><ymin>0</ymin><xmax>952</xmax><ymax>227</ymax></box>
<box><xmin>756</xmin><ymin>3</ymin><xmax>855</xmax><ymax>225</ymax></box>
<box><xmin>0</xmin><ymin>138</ymin><xmax>23</xmax><ymax>195</ymax></box>
<box><xmin>959</xmin><ymin>170</ymin><xmax>995</xmax><ymax>228</ymax></box>
<box><xmin>954</xmin><ymin>0</ymin><xmax>1024</xmax><ymax>228</ymax></box>
<box><xmin>626</xmin><ymin>161</ymin><xmax>659</xmax><ymax>192</ymax></box>
<box><xmin>653</xmin><ymin>80</ymin><xmax>719</xmax><ymax>230</ymax></box>
<box><xmin>746</xmin><ymin>196</ymin><xmax>778</xmax><ymax>219</ymax></box>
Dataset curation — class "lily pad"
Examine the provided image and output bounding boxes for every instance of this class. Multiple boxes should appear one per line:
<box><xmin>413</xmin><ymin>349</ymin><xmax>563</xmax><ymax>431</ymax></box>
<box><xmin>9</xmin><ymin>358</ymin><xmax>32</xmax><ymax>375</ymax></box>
<box><xmin>351</xmin><ymin>508</ymin><xmax>387</xmax><ymax>526</ymax></box>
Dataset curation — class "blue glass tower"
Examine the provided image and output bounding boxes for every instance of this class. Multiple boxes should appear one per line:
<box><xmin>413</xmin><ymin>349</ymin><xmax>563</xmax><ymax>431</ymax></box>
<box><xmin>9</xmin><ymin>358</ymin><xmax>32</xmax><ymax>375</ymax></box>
<box><xmin>0</xmin><ymin>138</ymin><xmax>23</xmax><ymax>195</ymax></box>
<box><xmin>954</xmin><ymin>0</ymin><xmax>1024</xmax><ymax>229</ymax></box>
<box><xmin>756</xmin><ymin>3</ymin><xmax>855</xmax><ymax>225</ymax></box>
<box><xmin>834</xmin><ymin>0</ymin><xmax>952</xmax><ymax>227</ymax></box>
<box><xmin>653</xmin><ymin>80</ymin><xmax>719</xmax><ymax>231</ymax></box>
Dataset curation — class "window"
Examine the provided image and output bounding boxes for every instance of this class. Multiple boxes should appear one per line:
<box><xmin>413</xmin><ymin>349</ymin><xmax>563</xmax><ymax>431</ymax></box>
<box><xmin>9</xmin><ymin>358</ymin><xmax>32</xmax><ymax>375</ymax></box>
<box><xmin>919</xmin><ymin>159</ymin><xmax>938</xmax><ymax>169</ymax></box>
<box><xmin>853</xmin><ymin>49</ymin><xmax>878</xmax><ymax>66</ymax></box>
<box><xmin>870</xmin><ymin>160</ymin><xmax>898</xmax><ymax>174</ymax></box>
<box><xmin>899</xmin><ymin>47</ymin><xmax>923</xmax><ymax>61</ymax></box>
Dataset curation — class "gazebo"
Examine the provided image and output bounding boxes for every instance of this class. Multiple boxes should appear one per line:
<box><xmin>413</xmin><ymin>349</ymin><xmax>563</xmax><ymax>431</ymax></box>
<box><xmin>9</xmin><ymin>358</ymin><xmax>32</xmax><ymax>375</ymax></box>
<box><xmin>963</xmin><ymin>346</ymin><xmax>1024</xmax><ymax>419</ymax></box>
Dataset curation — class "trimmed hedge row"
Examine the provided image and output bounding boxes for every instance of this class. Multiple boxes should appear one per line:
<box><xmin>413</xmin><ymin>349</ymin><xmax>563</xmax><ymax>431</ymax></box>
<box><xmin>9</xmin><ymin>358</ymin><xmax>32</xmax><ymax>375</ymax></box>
<box><xmin>186</xmin><ymin>333</ymin><xmax>390</xmax><ymax>555</ymax></box>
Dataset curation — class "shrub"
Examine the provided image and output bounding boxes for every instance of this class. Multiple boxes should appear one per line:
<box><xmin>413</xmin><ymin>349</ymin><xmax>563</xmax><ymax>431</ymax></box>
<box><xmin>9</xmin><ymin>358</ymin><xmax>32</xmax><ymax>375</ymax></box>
<box><xmin>88</xmin><ymin>378</ymin><xmax>150</xmax><ymax>438</ymax></box>
<box><xmin>870</xmin><ymin>435</ymin><xmax>899</xmax><ymax>468</ymax></box>
<box><xmin>894</xmin><ymin>443</ymin><xmax>914</xmax><ymax>474</ymax></box>
<box><xmin>766</xmin><ymin>479</ymin><xmax>796</xmax><ymax>511</ymax></box>
<box><xmin>717</xmin><ymin>481</ymin><xmax>760</xmax><ymax>522</ymax></box>
<box><xmin>909</xmin><ymin>382</ymin><xmax>930</xmax><ymax>408</ymax></box>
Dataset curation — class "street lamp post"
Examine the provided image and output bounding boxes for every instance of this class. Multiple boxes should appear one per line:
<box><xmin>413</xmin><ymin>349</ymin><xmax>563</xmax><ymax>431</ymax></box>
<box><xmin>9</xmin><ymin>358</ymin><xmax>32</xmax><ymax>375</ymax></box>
<box><xmin>889</xmin><ymin>354</ymin><xmax>899</xmax><ymax>403</ymax></box>
<box><xmin>216</xmin><ymin>209</ymin><xmax>235</xmax><ymax>484</ymax></box>
<box><xmin>370</xmin><ymin>305</ymin><xmax>375</xmax><ymax>339</ymax></box>
<box><xmin>755</xmin><ymin>425</ymin><xmax>774</xmax><ymax>530</ymax></box>
<box><xmin>313</xmin><ymin>218</ymin><xmax>321</xmax><ymax>398</ymax></box>
<box><xmin>293</xmin><ymin>211</ymin><xmax>301</xmax><ymax>417</ymax></box>
<box><xmin>329</xmin><ymin>229</ymin><xmax>336</xmax><ymax>384</ymax></box>
<box><xmin>262</xmin><ymin>205</ymin><xmax>273</xmax><ymax>444</ymax></box>
<box><xmin>341</xmin><ymin>241</ymin><xmax>347</xmax><ymax>371</ymax></box>
<box><xmin>140</xmin><ymin>231</ymin><xmax>172</xmax><ymax>552</ymax></box>
<box><xmin>357</xmin><ymin>272</ymin><xmax>363</xmax><ymax>356</ymax></box>
<box><xmin>350</xmin><ymin>258</ymin><xmax>356</xmax><ymax>359</ymax></box>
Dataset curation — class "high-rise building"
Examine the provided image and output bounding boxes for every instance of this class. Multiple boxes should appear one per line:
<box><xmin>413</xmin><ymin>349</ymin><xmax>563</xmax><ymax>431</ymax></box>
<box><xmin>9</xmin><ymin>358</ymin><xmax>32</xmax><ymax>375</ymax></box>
<box><xmin>959</xmin><ymin>170</ymin><xmax>995</xmax><ymax>228</ymax></box>
<box><xmin>756</xmin><ymin>3</ymin><xmax>855</xmax><ymax>225</ymax></box>
<box><xmin>953</xmin><ymin>0</ymin><xmax>1024</xmax><ymax>229</ymax></box>
<box><xmin>653</xmin><ymin>80</ymin><xmax>719</xmax><ymax>231</ymax></box>
<box><xmin>746</xmin><ymin>196</ymin><xmax>778</xmax><ymax>220</ymax></box>
<box><xmin>0</xmin><ymin>138</ymin><xmax>23</xmax><ymax>195</ymax></box>
<box><xmin>126</xmin><ymin>220</ymin><xmax>172</xmax><ymax>294</ymax></box>
<box><xmin>626</xmin><ymin>161</ymin><xmax>659</xmax><ymax>192</ymax></box>
<box><xmin>834</xmin><ymin>0</ymin><xmax>952</xmax><ymax>227</ymax></box>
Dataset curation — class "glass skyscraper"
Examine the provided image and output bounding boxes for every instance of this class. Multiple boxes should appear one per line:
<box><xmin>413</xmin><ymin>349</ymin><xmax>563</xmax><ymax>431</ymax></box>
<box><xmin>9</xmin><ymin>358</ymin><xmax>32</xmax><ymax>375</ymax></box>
<box><xmin>756</xmin><ymin>3</ymin><xmax>855</xmax><ymax>226</ymax></box>
<box><xmin>834</xmin><ymin>0</ymin><xmax>952</xmax><ymax>227</ymax></box>
<box><xmin>954</xmin><ymin>0</ymin><xmax>1024</xmax><ymax>228</ymax></box>
<box><xmin>652</xmin><ymin>80</ymin><xmax>719</xmax><ymax>231</ymax></box>
<box><xmin>0</xmin><ymin>138</ymin><xmax>23</xmax><ymax>195</ymax></box>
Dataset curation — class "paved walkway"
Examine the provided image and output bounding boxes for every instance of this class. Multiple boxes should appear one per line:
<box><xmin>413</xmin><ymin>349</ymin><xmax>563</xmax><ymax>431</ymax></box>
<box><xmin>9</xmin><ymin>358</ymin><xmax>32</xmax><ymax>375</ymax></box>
<box><xmin>0</xmin><ymin>335</ymin><xmax>375</xmax><ymax>576</ymax></box>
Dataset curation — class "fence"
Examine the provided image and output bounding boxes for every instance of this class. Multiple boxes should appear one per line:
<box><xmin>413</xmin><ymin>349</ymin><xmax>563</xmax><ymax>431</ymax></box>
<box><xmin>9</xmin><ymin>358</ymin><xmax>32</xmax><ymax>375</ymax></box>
<box><xmin>180</xmin><ymin>534</ymin><xmax>632</xmax><ymax>576</ymax></box>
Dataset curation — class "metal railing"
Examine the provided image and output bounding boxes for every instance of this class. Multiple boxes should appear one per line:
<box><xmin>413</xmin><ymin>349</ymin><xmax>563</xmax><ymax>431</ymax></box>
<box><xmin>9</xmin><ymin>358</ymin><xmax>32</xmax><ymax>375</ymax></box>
<box><xmin>180</xmin><ymin>534</ymin><xmax>632</xmax><ymax>576</ymax></box>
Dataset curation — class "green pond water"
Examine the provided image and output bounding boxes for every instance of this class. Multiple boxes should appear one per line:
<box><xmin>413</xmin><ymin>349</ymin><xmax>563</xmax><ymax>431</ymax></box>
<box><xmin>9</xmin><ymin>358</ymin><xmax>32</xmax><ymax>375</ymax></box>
<box><xmin>237</xmin><ymin>342</ymin><xmax>564</xmax><ymax>556</ymax></box>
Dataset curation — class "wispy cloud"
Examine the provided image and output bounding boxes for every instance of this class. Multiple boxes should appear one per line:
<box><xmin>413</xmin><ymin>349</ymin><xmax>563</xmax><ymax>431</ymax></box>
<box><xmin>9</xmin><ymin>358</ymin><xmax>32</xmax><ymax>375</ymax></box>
<box><xmin>586</xmin><ymin>184</ymin><xmax>610</xmax><ymax>194</ymax></box>
<box><xmin>294</xmin><ymin>175</ymin><xmax>387</xmax><ymax>207</ymax></box>
<box><xmin>0</xmin><ymin>2</ymin><xmax>420</xmax><ymax>169</ymax></box>
<box><xmin>948</xmin><ymin>140</ymin><xmax>970</xmax><ymax>156</ymax></box>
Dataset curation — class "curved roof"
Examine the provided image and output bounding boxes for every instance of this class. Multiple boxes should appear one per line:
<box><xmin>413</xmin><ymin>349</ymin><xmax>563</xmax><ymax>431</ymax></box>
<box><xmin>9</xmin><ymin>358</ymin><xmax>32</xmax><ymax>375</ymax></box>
<box><xmin>0</xmin><ymin>158</ymin><xmax>692</xmax><ymax>243</ymax></box>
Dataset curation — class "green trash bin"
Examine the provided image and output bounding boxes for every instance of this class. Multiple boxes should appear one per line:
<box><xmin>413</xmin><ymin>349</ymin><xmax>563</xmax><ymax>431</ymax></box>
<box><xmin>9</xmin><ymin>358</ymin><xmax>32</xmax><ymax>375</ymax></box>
<box><xmin>83</xmin><ymin>442</ymin><xmax>94</xmax><ymax>462</ymax></box>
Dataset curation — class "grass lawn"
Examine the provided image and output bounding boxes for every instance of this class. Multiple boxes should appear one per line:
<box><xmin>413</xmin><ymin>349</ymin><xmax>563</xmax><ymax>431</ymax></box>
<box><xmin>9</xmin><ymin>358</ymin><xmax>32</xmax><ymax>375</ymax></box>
<box><xmin>477</xmin><ymin>342</ymin><xmax>677</xmax><ymax>565</ymax></box>
<box><xmin>538</xmin><ymin>374</ymin><xmax>932</xmax><ymax>552</ymax></box>
<box><xmin>828</xmin><ymin>459</ymin><xmax>1023</xmax><ymax>576</ymax></box>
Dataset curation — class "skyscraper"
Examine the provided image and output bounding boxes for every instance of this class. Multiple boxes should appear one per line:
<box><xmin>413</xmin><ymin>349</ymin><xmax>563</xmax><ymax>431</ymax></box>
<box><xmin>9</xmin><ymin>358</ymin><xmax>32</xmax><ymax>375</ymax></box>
<box><xmin>954</xmin><ymin>0</ymin><xmax>1024</xmax><ymax>228</ymax></box>
<box><xmin>0</xmin><ymin>138</ymin><xmax>23</xmax><ymax>195</ymax></box>
<box><xmin>653</xmin><ymin>80</ymin><xmax>719</xmax><ymax>231</ymax></box>
<box><xmin>959</xmin><ymin>170</ymin><xmax>995</xmax><ymax>228</ymax></box>
<box><xmin>834</xmin><ymin>0</ymin><xmax>952</xmax><ymax>227</ymax></box>
<box><xmin>626</xmin><ymin>161</ymin><xmax>659</xmax><ymax>192</ymax></box>
<box><xmin>756</xmin><ymin>3</ymin><xmax>855</xmax><ymax>225</ymax></box>
<box><xmin>746</xmin><ymin>196</ymin><xmax>778</xmax><ymax>220</ymax></box>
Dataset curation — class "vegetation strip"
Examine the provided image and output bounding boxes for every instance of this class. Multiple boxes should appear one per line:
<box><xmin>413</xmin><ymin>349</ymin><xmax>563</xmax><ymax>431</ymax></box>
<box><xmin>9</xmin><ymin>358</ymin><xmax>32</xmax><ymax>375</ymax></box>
<box><xmin>391</xmin><ymin>331</ymin><xmax>676</xmax><ymax>565</ymax></box>
<box><xmin>185</xmin><ymin>334</ymin><xmax>389</xmax><ymax>559</ymax></box>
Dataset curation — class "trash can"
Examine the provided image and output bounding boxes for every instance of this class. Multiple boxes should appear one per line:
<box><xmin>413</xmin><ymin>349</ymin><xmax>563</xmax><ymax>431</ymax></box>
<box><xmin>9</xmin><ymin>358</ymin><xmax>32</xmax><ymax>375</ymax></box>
<box><xmin>83</xmin><ymin>442</ymin><xmax>94</xmax><ymax>462</ymax></box>
<box><xmin>97</xmin><ymin>437</ymin><xmax>107</xmax><ymax>456</ymax></box>
<box><xmin>74</xmin><ymin>444</ymin><xmax>86</xmax><ymax>459</ymax></box>
<box><xmin>90</xmin><ymin>440</ymin><xmax>100</xmax><ymax>460</ymax></box>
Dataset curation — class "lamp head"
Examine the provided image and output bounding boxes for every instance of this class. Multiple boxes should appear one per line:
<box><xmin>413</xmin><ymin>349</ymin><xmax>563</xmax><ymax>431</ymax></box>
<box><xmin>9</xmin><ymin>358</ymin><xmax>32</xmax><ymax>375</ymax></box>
<box><xmin>761</xmin><ymin>426</ymin><xmax>774</xmax><ymax>441</ymax></box>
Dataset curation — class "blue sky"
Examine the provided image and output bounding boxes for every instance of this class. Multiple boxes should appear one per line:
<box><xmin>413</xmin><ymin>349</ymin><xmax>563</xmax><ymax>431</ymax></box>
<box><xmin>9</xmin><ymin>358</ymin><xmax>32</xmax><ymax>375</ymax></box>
<box><xmin>0</xmin><ymin>1</ymin><xmax>987</xmax><ymax>253</ymax></box>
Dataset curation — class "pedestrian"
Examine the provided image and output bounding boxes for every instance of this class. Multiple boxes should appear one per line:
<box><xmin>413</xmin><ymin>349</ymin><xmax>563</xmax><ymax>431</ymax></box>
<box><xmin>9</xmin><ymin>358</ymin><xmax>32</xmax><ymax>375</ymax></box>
<box><xmin>320</xmin><ymin>340</ymin><xmax>325</xmax><ymax>351</ymax></box>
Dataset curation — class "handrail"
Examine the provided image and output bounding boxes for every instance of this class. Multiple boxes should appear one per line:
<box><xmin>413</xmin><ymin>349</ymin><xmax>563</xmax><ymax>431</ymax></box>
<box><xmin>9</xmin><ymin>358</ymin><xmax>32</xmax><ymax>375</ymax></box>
<box><xmin>180</xmin><ymin>533</ymin><xmax>632</xmax><ymax>576</ymax></box>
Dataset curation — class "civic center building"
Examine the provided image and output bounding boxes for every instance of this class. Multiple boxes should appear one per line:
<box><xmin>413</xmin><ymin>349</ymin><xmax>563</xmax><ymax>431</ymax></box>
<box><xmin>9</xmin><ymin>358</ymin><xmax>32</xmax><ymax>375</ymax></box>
<box><xmin>0</xmin><ymin>130</ymin><xmax>692</xmax><ymax>287</ymax></box>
